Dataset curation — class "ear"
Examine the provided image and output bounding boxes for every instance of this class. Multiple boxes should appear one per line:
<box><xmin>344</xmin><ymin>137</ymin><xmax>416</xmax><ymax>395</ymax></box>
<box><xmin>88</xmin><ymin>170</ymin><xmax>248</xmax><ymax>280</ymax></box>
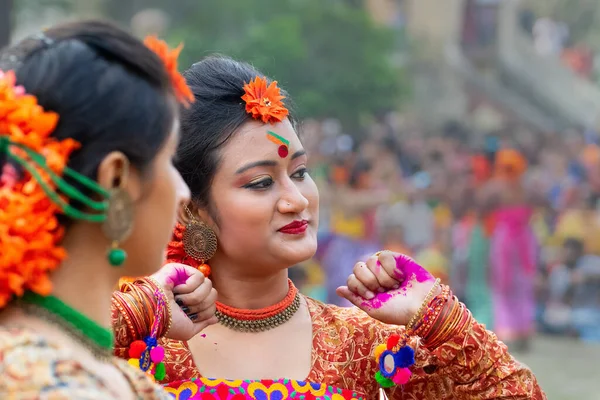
<box><xmin>186</xmin><ymin>202</ymin><xmax>219</xmax><ymax>235</ymax></box>
<box><xmin>96</xmin><ymin>151</ymin><xmax>142</xmax><ymax>201</ymax></box>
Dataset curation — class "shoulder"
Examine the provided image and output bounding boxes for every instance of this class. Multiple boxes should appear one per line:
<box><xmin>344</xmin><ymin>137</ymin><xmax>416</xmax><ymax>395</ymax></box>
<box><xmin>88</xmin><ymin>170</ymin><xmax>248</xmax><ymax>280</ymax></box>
<box><xmin>0</xmin><ymin>327</ymin><xmax>115</xmax><ymax>399</ymax></box>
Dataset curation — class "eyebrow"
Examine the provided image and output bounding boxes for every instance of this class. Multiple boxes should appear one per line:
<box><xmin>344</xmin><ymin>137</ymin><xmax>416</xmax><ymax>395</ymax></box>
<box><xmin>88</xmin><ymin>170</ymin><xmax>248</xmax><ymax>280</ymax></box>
<box><xmin>235</xmin><ymin>150</ymin><xmax>307</xmax><ymax>174</ymax></box>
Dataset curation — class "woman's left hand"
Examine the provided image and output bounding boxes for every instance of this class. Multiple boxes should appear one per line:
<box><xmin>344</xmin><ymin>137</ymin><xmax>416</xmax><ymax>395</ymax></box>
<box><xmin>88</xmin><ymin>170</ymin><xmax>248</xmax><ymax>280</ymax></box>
<box><xmin>152</xmin><ymin>263</ymin><xmax>218</xmax><ymax>341</ymax></box>
<box><xmin>336</xmin><ymin>252</ymin><xmax>439</xmax><ymax>326</ymax></box>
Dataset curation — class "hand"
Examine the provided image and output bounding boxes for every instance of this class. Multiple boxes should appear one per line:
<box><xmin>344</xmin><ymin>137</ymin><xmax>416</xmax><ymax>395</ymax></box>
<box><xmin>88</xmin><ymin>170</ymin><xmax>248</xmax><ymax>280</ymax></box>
<box><xmin>336</xmin><ymin>252</ymin><xmax>438</xmax><ymax>326</ymax></box>
<box><xmin>151</xmin><ymin>263</ymin><xmax>218</xmax><ymax>341</ymax></box>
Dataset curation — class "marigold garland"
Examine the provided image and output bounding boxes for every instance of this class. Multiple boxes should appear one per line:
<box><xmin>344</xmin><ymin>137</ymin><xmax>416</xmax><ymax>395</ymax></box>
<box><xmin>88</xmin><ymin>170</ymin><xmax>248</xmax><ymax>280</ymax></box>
<box><xmin>241</xmin><ymin>76</ymin><xmax>289</xmax><ymax>124</ymax></box>
<box><xmin>143</xmin><ymin>36</ymin><xmax>195</xmax><ymax>108</ymax></box>
<box><xmin>0</xmin><ymin>70</ymin><xmax>79</xmax><ymax>308</ymax></box>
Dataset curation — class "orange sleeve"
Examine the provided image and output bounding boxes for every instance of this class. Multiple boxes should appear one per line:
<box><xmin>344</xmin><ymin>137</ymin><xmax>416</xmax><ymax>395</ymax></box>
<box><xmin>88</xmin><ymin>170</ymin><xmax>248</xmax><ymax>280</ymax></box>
<box><xmin>388</xmin><ymin>317</ymin><xmax>546</xmax><ymax>399</ymax></box>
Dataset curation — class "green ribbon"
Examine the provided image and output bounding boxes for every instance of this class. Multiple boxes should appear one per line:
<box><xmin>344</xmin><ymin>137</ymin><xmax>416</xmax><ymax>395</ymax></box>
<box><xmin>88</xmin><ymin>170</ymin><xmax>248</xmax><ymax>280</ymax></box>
<box><xmin>1</xmin><ymin>135</ymin><xmax>109</xmax><ymax>222</ymax></box>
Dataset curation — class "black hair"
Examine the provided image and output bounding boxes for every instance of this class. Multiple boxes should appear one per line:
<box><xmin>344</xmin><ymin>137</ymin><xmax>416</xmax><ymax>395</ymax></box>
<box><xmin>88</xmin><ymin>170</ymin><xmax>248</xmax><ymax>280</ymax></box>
<box><xmin>175</xmin><ymin>55</ymin><xmax>297</xmax><ymax>211</ymax></box>
<box><xmin>0</xmin><ymin>20</ymin><xmax>175</xmax><ymax>183</ymax></box>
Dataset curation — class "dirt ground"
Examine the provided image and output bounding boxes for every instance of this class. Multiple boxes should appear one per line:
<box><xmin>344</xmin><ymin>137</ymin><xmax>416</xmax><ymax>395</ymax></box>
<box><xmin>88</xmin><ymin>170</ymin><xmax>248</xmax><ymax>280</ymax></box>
<box><xmin>515</xmin><ymin>335</ymin><xmax>600</xmax><ymax>400</ymax></box>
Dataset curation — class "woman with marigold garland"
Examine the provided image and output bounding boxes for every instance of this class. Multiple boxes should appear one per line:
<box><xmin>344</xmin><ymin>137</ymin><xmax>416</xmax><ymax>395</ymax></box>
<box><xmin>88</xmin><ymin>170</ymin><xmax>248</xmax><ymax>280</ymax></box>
<box><xmin>114</xmin><ymin>56</ymin><xmax>546</xmax><ymax>399</ymax></box>
<box><xmin>0</xmin><ymin>21</ymin><xmax>218</xmax><ymax>399</ymax></box>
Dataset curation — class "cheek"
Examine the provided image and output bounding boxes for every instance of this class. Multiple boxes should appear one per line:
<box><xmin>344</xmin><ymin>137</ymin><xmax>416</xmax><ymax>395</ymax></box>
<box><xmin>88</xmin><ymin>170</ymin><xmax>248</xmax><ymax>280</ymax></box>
<box><xmin>214</xmin><ymin>191</ymin><xmax>273</xmax><ymax>234</ymax></box>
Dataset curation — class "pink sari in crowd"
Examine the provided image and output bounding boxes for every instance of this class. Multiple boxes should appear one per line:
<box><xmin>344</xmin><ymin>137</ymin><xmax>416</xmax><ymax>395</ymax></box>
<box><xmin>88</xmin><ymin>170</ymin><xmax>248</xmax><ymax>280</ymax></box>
<box><xmin>490</xmin><ymin>206</ymin><xmax>538</xmax><ymax>340</ymax></box>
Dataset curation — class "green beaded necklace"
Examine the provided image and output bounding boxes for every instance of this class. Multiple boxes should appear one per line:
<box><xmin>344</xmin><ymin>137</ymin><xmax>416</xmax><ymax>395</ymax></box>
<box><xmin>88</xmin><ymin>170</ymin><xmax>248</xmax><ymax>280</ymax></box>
<box><xmin>20</xmin><ymin>292</ymin><xmax>114</xmax><ymax>361</ymax></box>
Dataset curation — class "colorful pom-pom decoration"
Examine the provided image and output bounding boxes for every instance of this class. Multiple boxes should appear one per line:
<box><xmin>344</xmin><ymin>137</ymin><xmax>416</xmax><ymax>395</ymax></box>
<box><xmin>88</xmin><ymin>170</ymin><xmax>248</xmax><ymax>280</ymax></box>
<box><xmin>150</xmin><ymin>346</ymin><xmax>165</xmax><ymax>363</ymax></box>
<box><xmin>374</xmin><ymin>335</ymin><xmax>415</xmax><ymax>387</ymax></box>
<box><xmin>154</xmin><ymin>362</ymin><xmax>167</xmax><ymax>381</ymax></box>
<box><xmin>386</xmin><ymin>334</ymin><xmax>401</xmax><ymax>350</ymax></box>
<box><xmin>374</xmin><ymin>343</ymin><xmax>387</xmax><ymax>361</ymax></box>
<box><xmin>128</xmin><ymin>358</ymin><xmax>140</xmax><ymax>368</ymax></box>
<box><xmin>392</xmin><ymin>368</ymin><xmax>412</xmax><ymax>385</ymax></box>
<box><xmin>374</xmin><ymin>371</ymin><xmax>395</xmax><ymax>388</ymax></box>
<box><xmin>129</xmin><ymin>340</ymin><xmax>147</xmax><ymax>359</ymax></box>
<box><xmin>395</xmin><ymin>345</ymin><xmax>415</xmax><ymax>368</ymax></box>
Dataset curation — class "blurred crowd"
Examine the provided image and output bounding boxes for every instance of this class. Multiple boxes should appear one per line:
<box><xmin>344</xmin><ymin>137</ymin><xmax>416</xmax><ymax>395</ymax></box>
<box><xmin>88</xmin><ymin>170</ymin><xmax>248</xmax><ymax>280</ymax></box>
<box><xmin>521</xmin><ymin>8</ymin><xmax>600</xmax><ymax>83</ymax></box>
<box><xmin>290</xmin><ymin>116</ymin><xmax>600</xmax><ymax>347</ymax></box>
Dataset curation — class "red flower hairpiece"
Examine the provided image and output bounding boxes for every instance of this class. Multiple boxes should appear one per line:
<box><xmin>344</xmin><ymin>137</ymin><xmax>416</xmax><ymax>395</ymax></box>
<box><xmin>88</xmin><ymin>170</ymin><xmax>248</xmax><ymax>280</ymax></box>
<box><xmin>144</xmin><ymin>36</ymin><xmax>195</xmax><ymax>108</ymax></box>
<box><xmin>241</xmin><ymin>76</ymin><xmax>289</xmax><ymax>124</ymax></box>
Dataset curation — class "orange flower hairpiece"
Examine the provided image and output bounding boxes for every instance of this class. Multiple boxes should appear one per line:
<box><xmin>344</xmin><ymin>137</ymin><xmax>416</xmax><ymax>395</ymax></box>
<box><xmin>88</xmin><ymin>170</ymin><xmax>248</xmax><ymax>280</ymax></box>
<box><xmin>0</xmin><ymin>69</ymin><xmax>80</xmax><ymax>308</ymax></box>
<box><xmin>144</xmin><ymin>36</ymin><xmax>195</xmax><ymax>108</ymax></box>
<box><xmin>241</xmin><ymin>76</ymin><xmax>289</xmax><ymax>124</ymax></box>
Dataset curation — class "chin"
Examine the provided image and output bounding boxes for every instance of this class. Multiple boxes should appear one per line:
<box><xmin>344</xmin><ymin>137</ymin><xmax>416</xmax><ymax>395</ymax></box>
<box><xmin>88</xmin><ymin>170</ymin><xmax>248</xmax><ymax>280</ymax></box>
<box><xmin>279</xmin><ymin>235</ymin><xmax>318</xmax><ymax>266</ymax></box>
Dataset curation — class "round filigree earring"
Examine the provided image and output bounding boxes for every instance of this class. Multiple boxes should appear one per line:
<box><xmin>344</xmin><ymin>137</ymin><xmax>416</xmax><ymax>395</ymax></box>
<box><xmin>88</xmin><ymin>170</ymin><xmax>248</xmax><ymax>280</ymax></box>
<box><xmin>102</xmin><ymin>163</ymin><xmax>133</xmax><ymax>267</ymax></box>
<box><xmin>182</xmin><ymin>205</ymin><xmax>217</xmax><ymax>273</ymax></box>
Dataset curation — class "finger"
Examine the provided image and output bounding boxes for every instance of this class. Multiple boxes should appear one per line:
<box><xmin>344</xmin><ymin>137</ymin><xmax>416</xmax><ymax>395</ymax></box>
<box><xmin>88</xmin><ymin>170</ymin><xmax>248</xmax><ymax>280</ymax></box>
<box><xmin>353</xmin><ymin>262</ymin><xmax>380</xmax><ymax>292</ymax></box>
<box><xmin>180</xmin><ymin>288</ymin><xmax>217</xmax><ymax>315</ymax></box>
<box><xmin>172</xmin><ymin>265</ymin><xmax>206</xmax><ymax>295</ymax></box>
<box><xmin>335</xmin><ymin>286</ymin><xmax>367</xmax><ymax>309</ymax></box>
<box><xmin>189</xmin><ymin>303</ymin><xmax>217</xmax><ymax>323</ymax></box>
<box><xmin>347</xmin><ymin>274</ymin><xmax>375</xmax><ymax>300</ymax></box>
<box><xmin>377</xmin><ymin>251</ymin><xmax>404</xmax><ymax>286</ymax></box>
<box><xmin>366</xmin><ymin>254</ymin><xmax>400</xmax><ymax>290</ymax></box>
<box><xmin>175</xmin><ymin>278</ymin><xmax>213</xmax><ymax>307</ymax></box>
<box><xmin>190</xmin><ymin>315</ymin><xmax>219</xmax><ymax>335</ymax></box>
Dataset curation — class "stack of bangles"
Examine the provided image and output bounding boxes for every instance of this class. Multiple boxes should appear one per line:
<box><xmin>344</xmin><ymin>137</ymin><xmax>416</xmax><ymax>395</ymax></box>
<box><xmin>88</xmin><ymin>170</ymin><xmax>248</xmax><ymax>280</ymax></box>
<box><xmin>112</xmin><ymin>278</ymin><xmax>172</xmax><ymax>381</ymax></box>
<box><xmin>112</xmin><ymin>277</ymin><xmax>172</xmax><ymax>341</ymax></box>
<box><xmin>374</xmin><ymin>279</ymin><xmax>473</xmax><ymax>388</ymax></box>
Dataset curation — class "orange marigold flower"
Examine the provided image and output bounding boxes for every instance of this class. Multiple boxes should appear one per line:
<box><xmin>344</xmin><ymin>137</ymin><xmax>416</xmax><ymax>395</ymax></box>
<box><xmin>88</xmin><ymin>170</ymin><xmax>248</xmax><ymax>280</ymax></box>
<box><xmin>241</xmin><ymin>76</ymin><xmax>289</xmax><ymax>124</ymax></box>
<box><xmin>1</xmin><ymin>69</ymin><xmax>76</xmax><ymax>306</ymax></box>
<box><xmin>144</xmin><ymin>36</ymin><xmax>195</xmax><ymax>108</ymax></box>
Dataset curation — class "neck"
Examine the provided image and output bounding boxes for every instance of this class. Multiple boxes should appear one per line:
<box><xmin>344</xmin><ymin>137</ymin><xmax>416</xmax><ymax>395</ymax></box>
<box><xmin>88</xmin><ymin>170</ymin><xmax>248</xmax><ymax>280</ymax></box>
<box><xmin>50</xmin><ymin>224</ymin><xmax>117</xmax><ymax>328</ymax></box>
<box><xmin>210</xmin><ymin>257</ymin><xmax>290</xmax><ymax>309</ymax></box>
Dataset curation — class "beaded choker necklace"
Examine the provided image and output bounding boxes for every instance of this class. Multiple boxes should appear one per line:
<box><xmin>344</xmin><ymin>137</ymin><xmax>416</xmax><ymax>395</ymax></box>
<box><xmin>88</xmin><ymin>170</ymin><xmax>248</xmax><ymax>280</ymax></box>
<box><xmin>215</xmin><ymin>279</ymin><xmax>300</xmax><ymax>332</ymax></box>
<box><xmin>19</xmin><ymin>292</ymin><xmax>114</xmax><ymax>361</ymax></box>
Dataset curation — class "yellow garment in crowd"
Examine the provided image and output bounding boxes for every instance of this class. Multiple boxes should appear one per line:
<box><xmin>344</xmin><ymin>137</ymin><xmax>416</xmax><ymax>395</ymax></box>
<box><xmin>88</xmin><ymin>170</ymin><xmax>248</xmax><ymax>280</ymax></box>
<box><xmin>330</xmin><ymin>209</ymin><xmax>365</xmax><ymax>240</ymax></box>
<box><xmin>415</xmin><ymin>246</ymin><xmax>449</xmax><ymax>284</ymax></box>
<box><xmin>553</xmin><ymin>209</ymin><xmax>600</xmax><ymax>255</ymax></box>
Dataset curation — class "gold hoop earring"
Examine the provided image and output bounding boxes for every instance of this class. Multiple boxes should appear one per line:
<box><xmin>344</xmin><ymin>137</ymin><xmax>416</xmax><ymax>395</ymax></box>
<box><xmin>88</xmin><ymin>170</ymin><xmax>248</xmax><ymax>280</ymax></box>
<box><xmin>183</xmin><ymin>205</ymin><xmax>217</xmax><ymax>264</ymax></box>
<box><xmin>102</xmin><ymin>165</ymin><xmax>133</xmax><ymax>267</ymax></box>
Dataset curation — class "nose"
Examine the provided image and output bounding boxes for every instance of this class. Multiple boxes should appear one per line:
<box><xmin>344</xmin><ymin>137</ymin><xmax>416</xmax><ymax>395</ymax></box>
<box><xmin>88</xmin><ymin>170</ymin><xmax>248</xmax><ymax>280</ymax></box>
<box><xmin>277</xmin><ymin>180</ymin><xmax>309</xmax><ymax>214</ymax></box>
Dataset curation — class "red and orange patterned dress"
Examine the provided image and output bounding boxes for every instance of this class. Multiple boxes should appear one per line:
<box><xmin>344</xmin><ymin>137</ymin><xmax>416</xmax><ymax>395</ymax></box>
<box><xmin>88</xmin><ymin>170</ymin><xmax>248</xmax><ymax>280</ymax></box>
<box><xmin>113</xmin><ymin>295</ymin><xmax>545</xmax><ymax>400</ymax></box>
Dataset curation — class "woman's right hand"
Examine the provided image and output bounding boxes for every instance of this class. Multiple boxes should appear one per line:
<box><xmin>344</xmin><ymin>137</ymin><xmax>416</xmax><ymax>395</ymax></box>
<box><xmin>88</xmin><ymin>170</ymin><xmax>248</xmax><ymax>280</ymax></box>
<box><xmin>151</xmin><ymin>263</ymin><xmax>218</xmax><ymax>341</ymax></box>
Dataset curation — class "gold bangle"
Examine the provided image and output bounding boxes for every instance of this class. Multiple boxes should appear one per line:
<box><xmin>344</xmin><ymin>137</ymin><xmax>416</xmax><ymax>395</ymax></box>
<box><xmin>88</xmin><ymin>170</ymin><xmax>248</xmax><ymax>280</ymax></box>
<box><xmin>406</xmin><ymin>278</ymin><xmax>440</xmax><ymax>331</ymax></box>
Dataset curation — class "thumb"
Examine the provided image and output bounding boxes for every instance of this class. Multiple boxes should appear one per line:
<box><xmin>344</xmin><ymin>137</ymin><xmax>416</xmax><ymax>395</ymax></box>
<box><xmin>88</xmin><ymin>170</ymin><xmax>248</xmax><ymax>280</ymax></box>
<box><xmin>336</xmin><ymin>286</ymin><xmax>367</xmax><ymax>310</ymax></box>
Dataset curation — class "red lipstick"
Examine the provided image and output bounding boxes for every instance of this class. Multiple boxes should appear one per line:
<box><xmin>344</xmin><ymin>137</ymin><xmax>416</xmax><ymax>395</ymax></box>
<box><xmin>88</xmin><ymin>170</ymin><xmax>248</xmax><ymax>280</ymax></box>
<box><xmin>278</xmin><ymin>220</ymin><xmax>308</xmax><ymax>234</ymax></box>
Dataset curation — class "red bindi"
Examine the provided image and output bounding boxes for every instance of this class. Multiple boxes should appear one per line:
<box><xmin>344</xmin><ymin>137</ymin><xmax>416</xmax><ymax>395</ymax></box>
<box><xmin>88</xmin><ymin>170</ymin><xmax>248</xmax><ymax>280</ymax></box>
<box><xmin>278</xmin><ymin>145</ymin><xmax>289</xmax><ymax>158</ymax></box>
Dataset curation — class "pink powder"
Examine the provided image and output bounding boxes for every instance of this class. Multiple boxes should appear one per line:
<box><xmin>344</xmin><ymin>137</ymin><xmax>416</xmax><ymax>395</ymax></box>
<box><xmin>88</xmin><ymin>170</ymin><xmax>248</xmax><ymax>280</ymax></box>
<box><xmin>360</xmin><ymin>255</ymin><xmax>433</xmax><ymax>310</ymax></box>
<box><xmin>395</xmin><ymin>254</ymin><xmax>433</xmax><ymax>286</ymax></box>
<box><xmin>167</xmin><ymin>266</ymin><xmax>191</xmax><ymax>287</ymax></box>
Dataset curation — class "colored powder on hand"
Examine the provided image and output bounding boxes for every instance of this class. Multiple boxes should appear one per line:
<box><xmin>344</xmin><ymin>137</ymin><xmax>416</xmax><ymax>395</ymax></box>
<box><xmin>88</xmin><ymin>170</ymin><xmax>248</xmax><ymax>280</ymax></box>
<box><xmin>167</xmin><ymin>266</ymin><xmax>191</xmax><ymax>287</ymax></box>
<box><xmin>360</xmin><ymin>255</ymin><xmax>433</xmax><ymax>310</ymax></box>
<box><xmin>395</xmin><ymin>254</ymin><xmax>433</xmax><ymax>287</ymax></box>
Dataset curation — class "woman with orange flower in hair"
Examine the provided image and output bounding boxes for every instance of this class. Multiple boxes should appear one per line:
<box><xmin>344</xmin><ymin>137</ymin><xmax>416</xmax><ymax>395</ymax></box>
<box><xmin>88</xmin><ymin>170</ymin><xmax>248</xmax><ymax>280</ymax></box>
<box><xmin>0</xmin><ymin>21</ymin><xmax>218</xmax><ymax>398</ymax></box>
<box><xmin>114</xmin><ymin>56</ymin><xmax>545</xmax><ymax>399</ymax></box>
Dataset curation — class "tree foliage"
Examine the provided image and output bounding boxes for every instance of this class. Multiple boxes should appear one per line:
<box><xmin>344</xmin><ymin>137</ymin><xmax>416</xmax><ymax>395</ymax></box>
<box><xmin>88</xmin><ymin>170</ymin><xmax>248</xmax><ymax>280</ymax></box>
<box><xmin>168</xmin><ymin>0</ymin><xmax>409</xmax><ymax>129</ymax></box>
